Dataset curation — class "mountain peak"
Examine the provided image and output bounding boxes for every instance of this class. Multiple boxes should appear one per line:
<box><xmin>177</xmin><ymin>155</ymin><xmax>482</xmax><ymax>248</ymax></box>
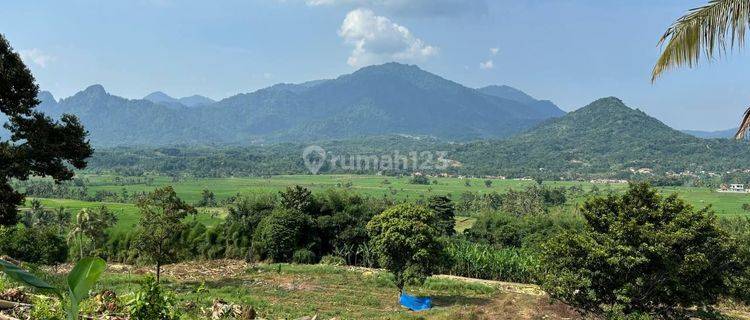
<box><xmin>352</xmin><ymin>62</ymin><xmax>425</xmax><ymax>76</ymax></box>
<box><xmin>82</xmin><ymin>84</ymin><xmax>107</xmax><ymax>96</ymax></box>
<box><xmin>37</xmin><ymin>91</ymin><xmax>56</xmax><ymax>104</ymax></box>
<box><xmin>576</xmin><ymin>97</ymin><xmax>636</xmax><ymax>116</ymax></box>
<box><xmin>144</xmin><ymin>91</ymin><xmax>175</xmax><ymax>102</ymax></box>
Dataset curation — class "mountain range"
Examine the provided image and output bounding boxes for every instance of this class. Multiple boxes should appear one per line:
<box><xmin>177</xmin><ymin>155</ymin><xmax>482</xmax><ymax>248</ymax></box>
<box><xmin>88</xmin><ymin>97</ymin><xmax>750</xmax><ymax>178</ymax></box>
<box><xmin>32</xmin><ymin>63</ymin><xmax>565</xmax><ymax>146</ymax></box>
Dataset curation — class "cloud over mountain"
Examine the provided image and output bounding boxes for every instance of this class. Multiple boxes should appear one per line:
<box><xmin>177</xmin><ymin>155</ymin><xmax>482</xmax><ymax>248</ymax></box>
<box><xmin>339</xmin><ymin>8</ymin><xmax>437</xmax><ymax>67</ymax></box>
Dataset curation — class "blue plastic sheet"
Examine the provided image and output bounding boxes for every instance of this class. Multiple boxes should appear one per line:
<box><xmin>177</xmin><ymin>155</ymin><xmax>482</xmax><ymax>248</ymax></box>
<box><xmin>399</xmin><ymin>292</ymin><xmax>432</xmax><ymax>311</ymax></box>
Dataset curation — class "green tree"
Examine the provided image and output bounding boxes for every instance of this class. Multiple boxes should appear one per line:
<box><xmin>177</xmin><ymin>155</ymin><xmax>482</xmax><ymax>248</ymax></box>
<box><xmin>68</xmin><ymin>206</ymin><xmax>118</xmax><ymax>259</ymax></box>
<box><xmin>135</xmin><ymin>186</ymin><xmax>196</xmax><ymax>282</ymax></box>
<box><xmin>252</xmin><ymin>208</ymin><xmax>312</xmax><ymax>262</ymax></box>
<box><xmin>652</xmin><ymin>0</ymin><xmax>750</xmax><ymax>139</ymax></box>
<box><xmin>484</xmin><ymin>179</ymin><xmax>493</xmax><ymax>188</ymax></box>
<box><xmin>366</xmin><ymin>203</ymin><xmax>444</xmax><ymax>292</ymax></box>
<box><xmin>197</xmin><ymin>188</ymin><xmax>216</xmax><ymax>207</ymax></box>
<box><xmin>280</xmin><ymin>185</ymin><xmax>316</xmax><ymax>214</ymax></box>
<box><xmin>0</xmin><ymin>34</ymin><xmax>92</xmax><ymax>226</ymax></box>
<box><xmin>427</xmin><ymin>195</ymin><xmax>456</xmax><ymax>236</ymax></box>
<box><xmin>541</xmin><ymin>183</ymin><xmax>744</xmax><ymax>317</ymax></box>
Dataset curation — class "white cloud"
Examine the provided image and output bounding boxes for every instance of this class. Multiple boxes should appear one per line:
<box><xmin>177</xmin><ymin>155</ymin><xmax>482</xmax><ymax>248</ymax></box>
<box><xmin>479</xmin><ymin>59</ymin><xmax>493</xmax><ymax>70</ymax></box>
<box><xmin>490</xmin><ymin>47</ymin><xmax>499</xmax><ymax>55</ymax></box>
<box><xmin>19</xmin><ymin>48</ymin><xmax>55</xmax><ymax>68</ymax></box>
<box><xmin>307</xmin><ymin>0</ymin><xmax>486</xmax><ymax>17</ymax></box>
<box><xmin>339</xmin><ymin>8</ymin><xmax>437</xmax><ymax>67</ymax></box>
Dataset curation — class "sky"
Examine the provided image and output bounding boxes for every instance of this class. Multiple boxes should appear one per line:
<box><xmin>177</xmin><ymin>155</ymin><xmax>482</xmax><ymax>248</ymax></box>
<box><xmin>2</xmin><ymin>0</ymin><xmax>750</xmax><ymax>131</ymax></box>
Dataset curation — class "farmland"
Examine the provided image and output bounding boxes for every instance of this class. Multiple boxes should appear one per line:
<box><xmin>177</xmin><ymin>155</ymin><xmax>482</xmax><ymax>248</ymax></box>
<box><xmin>33</xmin><ymin>173</ymin><xmax>750</xmax><ymax>214</ymax></box>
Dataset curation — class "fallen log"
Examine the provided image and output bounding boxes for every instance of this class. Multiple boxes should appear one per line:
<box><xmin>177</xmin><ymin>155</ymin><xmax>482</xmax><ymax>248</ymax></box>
<box><xmin>0</xmin><ymin>313</ymin><xmax>21</xmax><ymax>320</ymax></box>
<box><xmin>0</xmin><ymin>300</ymin><xmax>31</xmax><ymax>310</ymax></box>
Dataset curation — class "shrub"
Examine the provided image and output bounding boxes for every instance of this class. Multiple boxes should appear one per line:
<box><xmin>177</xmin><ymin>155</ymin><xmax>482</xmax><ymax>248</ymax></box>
<box><xmin>0</xmin><ymin>225</ymin><xmax>68</xmax><ymax>265</ymax></box>
<box><xmin>127</xmin><ymin>276</ymin><xmax>181</xmax><ymax>320</ymax></box>
<box><xmin>367</xmin><ymin>203</ymin><xmax>444</xmax><ymax>291</ymax></box>
<box><xmin>292</xmin><ymin>249</ymin><xmax>317</xmax><ymax>264</ymax></box>
<box><xmin>541</xmin><ymin>183</ymin><xmax>745</xmax><ymax>316</ymax></box>
<box><xmin>252</xmin><ymin>209</ymin><xmax>312</xmax><ymax>262</ymax></box>
<box><xmin>409</xmin><ymin>175</ymin><xmax>430</xmax><ymax>185</ymax></box>
<box><xmin>320</xmin><ymin>255</ymin><xmax>346</xmax><ymax>266</ymax></box>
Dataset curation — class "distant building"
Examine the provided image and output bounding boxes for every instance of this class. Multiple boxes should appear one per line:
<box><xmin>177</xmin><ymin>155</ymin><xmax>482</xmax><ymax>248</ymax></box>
<box><xmin>717</xmin><ymin>183</ymin><xmax>748</xmax><ymax>193</ymax></box>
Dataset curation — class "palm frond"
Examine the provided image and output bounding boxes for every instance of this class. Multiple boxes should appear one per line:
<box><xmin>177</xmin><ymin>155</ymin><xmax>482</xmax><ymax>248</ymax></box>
<box><xmin>652</xmin><ymin>0</ymin><xmax>750</xmax><ymax>81</ymax></box>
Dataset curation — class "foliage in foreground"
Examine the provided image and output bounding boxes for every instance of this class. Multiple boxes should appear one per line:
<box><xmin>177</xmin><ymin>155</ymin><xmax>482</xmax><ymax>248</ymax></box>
<box><xmin>127</xmin><ymin>276</ymin><xmax>181</xmax><ymax>320</ymax></box>
<box><xmin>541</xmin><ymin>183</ymin><xmax>749</xmax><ymax>318</ymax></box>
<box><xmin>0</xmin><ymin>257</ymin><xmax>106</xmax><ymax>320</ymax></box>
<box><xmin>0</xmin><ymin>33</ymin><xmax>92</xmax><ymax>226</ymax></box>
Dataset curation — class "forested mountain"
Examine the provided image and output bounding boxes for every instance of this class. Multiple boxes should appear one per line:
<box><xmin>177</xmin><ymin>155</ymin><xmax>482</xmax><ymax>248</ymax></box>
<box><xmin>87</xmin><ymin>97</ymin><xmax>750</xmax><ymax>178</ymax></box>
<box><xmin>32</xmin><ymin>63</ymin><xmax>564</xmax><ymax>146</ymax></box>
<box><xmin>454</xmin><ymin>97</ymin><xmax>750</xmax><ymax>178</ymax></box>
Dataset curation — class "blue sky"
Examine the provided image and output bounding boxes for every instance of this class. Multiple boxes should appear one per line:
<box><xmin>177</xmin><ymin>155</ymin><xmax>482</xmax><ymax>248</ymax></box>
<box><xmin>2</xmin><ymin>0</ymin><xmax>750</xmax><ymax>131</ymax></box>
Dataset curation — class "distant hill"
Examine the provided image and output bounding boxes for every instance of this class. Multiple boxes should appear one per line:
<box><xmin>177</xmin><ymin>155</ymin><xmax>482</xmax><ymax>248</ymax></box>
<box><xmin>477</xmin><ymin>85</ymin><xmax>565</xmax><ymax>119</ymax></box>
<box><xmin>454</xmin><ymin>97</ymin><xmax>750</xmax><ymax>177</ymax></box>
<box><xmin>683</xmin><ymin>127</ymin><xmax>737</xmax><ymax>139</ymax></box>
<box><xmin>143</xmin><ymin>91</ymin><xmax>215</xmax><ymax>109</ymax></box>
<box><xmin>34</xmin><ymin>63</ymin><xmax>565</xmax><ymax>146</ymax></box>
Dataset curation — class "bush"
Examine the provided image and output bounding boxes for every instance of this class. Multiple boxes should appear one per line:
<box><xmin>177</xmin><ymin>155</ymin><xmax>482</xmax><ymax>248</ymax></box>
<box><xmin>409</xmin><ymin>175</ymin><xmax>430</xmax><ymax>185</ymax></box>
<box><xmin>541</xmin><ymin>183</ymin><xmax>745</xmax><ymax>316</ymax></box>
<box><xmin>320</xmin><ymin>255</ymin><xmax>346</xmax><ymax>266</ymax></box>
<box><xmin>252</xmin><ymin>209</ymin><xmax>312</xmax><ymax>262</ymax></box>
<box><xmin>127</xmin><ymin>276</ymin><xmax>181</xmax><ymax>320</ymax></box>
<box><xmin>292</xmin><ymin>249</ymin><xmax>317</xmax><ymax>264</ymax></box>
<box><xmin>0</xmin><ymin>225</ymin><xmax>68</xmax><ymax>265</ymax></box>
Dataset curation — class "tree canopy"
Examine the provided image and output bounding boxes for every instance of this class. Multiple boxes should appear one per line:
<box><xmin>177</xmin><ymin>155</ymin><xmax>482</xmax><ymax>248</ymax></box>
<box><xmin>0</xmin><ymin>33</ymin><xmax>92</xmax><ymax>225</ymax></box>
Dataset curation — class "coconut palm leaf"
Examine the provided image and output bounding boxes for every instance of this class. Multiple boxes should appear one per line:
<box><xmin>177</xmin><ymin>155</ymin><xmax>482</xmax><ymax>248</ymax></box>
<box><xmin>652</xmin><ymin>0</ymin><xmax>750</xmax><ymax>81</ymax></box>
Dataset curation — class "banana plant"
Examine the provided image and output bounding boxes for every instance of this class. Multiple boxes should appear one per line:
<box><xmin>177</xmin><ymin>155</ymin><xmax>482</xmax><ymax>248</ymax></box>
<box><xmin>0</xmin><ymin>257</ymin><xmax>106</xmax><ymax>320</ymax></box>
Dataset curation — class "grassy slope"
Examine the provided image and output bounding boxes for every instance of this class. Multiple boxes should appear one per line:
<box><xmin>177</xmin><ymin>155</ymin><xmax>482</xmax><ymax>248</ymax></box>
<box><xmin>76</xmin><ymin>262</ymin><xmax>579</xmax><ymax>320</ymax></box>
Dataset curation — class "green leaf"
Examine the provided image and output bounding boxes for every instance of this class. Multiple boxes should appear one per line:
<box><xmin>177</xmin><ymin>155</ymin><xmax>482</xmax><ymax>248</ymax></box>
<box><xmin>66</xmin><ymin>257</ymin><xmax>106</xmax><ymax>320</ymax></box>
<box><xmin>67</xmin><ymin>257</ymin><xmax>106</xmax><ymax>301</ymax></box>
<box><xmin>0</xmin><ymin>259</ymin><xmax>58</xmax><ymax>292</ymax></box>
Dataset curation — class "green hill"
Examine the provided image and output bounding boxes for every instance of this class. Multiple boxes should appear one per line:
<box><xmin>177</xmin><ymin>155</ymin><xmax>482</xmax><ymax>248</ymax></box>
<box><xmin>454</xmin><ymin>97</ymin><xmax>750</xmax><ymax>178</ymax></box>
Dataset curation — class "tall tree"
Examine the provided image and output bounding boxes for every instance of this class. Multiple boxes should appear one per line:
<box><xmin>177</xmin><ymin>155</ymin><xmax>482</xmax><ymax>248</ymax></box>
<box><xmin>652</xmin><ymin>0</ymin><xmax>750</xmax><ymax>138</ymax></box>
<box><xmin>135</xmin><ymin>186</ymin><xmax>196</xmax><ymax>282</ymax></box>
<box><xmin>367</xmin><ymin>203</ymin><xmax>444</xmax><ymax>293</ymax></box>
<box><xmin>0</xmin><ymin>34</ymin><xmax>92</xmax><ymax>225</ymax></box>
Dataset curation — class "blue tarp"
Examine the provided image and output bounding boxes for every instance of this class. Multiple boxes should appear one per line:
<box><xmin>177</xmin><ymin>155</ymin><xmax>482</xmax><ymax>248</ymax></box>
<box><xmin>399</xmin><ymin>292</ymin><xmax>432</xmax><ymax>311</ymax></box>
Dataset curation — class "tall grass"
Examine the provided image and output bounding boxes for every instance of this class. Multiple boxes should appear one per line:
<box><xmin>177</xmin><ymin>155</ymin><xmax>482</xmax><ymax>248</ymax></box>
<box><xmin>441</xmin><ymin>239</ymin><xmax>538</xmax><ymax>284</ymax></box>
